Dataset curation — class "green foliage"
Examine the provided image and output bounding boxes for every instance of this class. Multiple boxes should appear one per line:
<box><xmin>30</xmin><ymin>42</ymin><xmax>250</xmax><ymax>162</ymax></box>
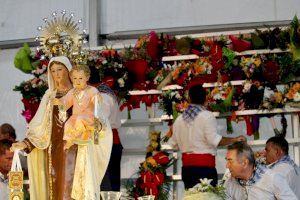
<box><xmin>14</xmin><ymin>43</ymin><xmax>35</xmax><ymax>73</ymax></box>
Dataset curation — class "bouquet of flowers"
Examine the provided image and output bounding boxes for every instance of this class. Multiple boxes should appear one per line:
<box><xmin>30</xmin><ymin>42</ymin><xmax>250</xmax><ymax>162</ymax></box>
<box><xmin>159</xmin><ymin>90</ymin><xmax>183</xmax><ymax>116</ymax></box>
<box><xmin>207</xmin><ymin>83</ymin><xmax>235</xmax><ymax>133</ymax></box>
<box><xmin>126</xmin><ymin>131</ymin><xmax>174</xmax><ymax>200</ymax></box>
<box><xmin>284</xmin><ymin>82</ymin><xmax>300</xmax><ymax>104</ymax></box>
<box><xmin>171</xmin><ymin>58</ymin><xmax>215</xmax><ymax>86</ymax></box>
<box><xmin>14</xmin><ymin>47</ymin><xmax>49</xmax><ymax>123</ymax></box>
<box><xmin>88</xmin><ymin>49</ymin><xmax>131</xmax><ymax>101</ymax></box>
<box><xmin>261</xmin><ymin>90</ymin><xmax>285</xmax><ymax>110</ymax></box>
<box><xmin>239</xmin><ymin>55</ymin><xmax>262</xmax><ymax>79</ymax></box>
<box><xmin>184</xmin><ymin>178</ymin><xmax>225</xmax><ymax>200</ymax></box>
<box><xmin>239</xmin><ymin>80</ymin><xmax>264</xmax><ymax>139</ymax></box>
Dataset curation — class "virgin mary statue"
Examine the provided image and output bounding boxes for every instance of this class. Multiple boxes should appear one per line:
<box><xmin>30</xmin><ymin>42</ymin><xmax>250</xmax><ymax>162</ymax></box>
<box><xmin>12</xmin><ymin>56</ymin><xmax>112</xmax><ymax>200</ymax></box>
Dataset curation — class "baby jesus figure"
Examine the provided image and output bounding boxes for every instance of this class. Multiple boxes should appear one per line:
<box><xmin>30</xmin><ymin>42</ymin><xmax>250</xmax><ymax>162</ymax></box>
<box><xmin>52</xmin><ymin>64</ymin><xmax>105</xmax><ymax>149</ymax></box>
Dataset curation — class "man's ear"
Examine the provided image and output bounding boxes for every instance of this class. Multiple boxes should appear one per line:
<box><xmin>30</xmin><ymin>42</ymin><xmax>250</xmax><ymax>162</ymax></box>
<box><xmin>242</xmin><ymin>158</ymin><xmax>249</xmax><ymax>167</ymax></box>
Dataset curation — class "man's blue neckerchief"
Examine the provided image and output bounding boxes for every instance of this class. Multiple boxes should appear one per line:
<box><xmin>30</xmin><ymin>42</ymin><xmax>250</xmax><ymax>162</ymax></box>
<box><xmin>182</xmin><ymin>104</ymin><xmax>202</xmax><ymax>123</ymax></box>
<box><xmin>238</xmin><ymin>164</ymin><xmax>267</xmax><ymax>186</ymax></box>
<box><xmin>97</xmin><ymin>83</ymin><xmax>118</xmax><ymax>102</ymax></box>
<box><xmin>268</xmin><ymin>155</ymin><xmax>300</xmax><ymax>175</ymax></box>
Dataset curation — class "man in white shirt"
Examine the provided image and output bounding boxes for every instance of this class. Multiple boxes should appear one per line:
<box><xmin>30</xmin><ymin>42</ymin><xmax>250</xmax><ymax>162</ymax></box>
<box><xmin>169</xmin><ymin>84</ymin><xmax>246</xmax><ymax>189</ymax></box>
<box><xmin>0</xmin><ymin>139</ymin><xmax>14</xmax><ymax>200</ymax></box>
<box><xmin>265</xmin><ymin>136</ymin><xmax>300</xmax><ymax>199</ymax></box>
<box><xmin>97</xmin><ymin>83</ymin><xmax>123</xmax><ymax>191</ymax></box>
<box><xmin>225</xmin><ymin>141</ymin><xmax>297</xmax><ymax>200</ymax></box>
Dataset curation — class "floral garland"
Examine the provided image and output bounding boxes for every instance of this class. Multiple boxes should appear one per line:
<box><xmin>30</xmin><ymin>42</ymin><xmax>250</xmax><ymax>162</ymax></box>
<box><xmin>126</xmin><ymin>131</ymin><xmax>174</xmax><ymax>200</ymax></box>
<box><xmin>184</xmin><ymin>178</ymin><xmax>226</xmax><ymax>200</ymax></box>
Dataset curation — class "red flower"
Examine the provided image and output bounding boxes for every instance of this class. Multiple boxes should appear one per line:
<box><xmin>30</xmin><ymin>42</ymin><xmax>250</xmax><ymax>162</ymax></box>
<box><xmin>129</xmin><ymin>95</ymin><xmax>142</xmax><ymax>109</ymax></box>
<box><xmin>141</xmin><ymin>95</ymin><xmax>153</xmax><ymax>107</ymax></box>
<box><xmin>135</xmin><ymin>177</ymin><xmax>144</xmax><ymax>189</ymax></box>
<box><xmin>124</xmin><ymin>59</ymin><xmax>149</xmax><ymax>83</ymax></box>
<box><xmin>193</xmin><ymin>39</ymin><xmax>201</xmax><ymax>46</ymax></box>
<box><xmin>140</xmin><ymin>171</ymin><xmax>153</xmax><ymax>183</ymax></box>
<box><xmin>21</xmin><ymin>97</ymin><xmax>40</xmax><ymax>123</ymax></box>
<box><xmin>102</xmin><ymin>76</ymin><xmax>115</xmax><ymax>88</ymax></box>
<box><xmin>153</xmin><ymin>171</ymin><xmax>165</xmax><ymax>186</ymax></box>
<box><xmin>191</xmin><ymin>49</ymin><xmax>201</xmax><ymax>56</ymax></box>
<box><xmin>143</xmin><ymin>182</ymin><xmax>159</xmax><ymax>197</ymax></box>
<box><xmin>21</xmin><ymin>110</ymin><xmax>33</xmax><ymax>123</ymax></box>
<box><xmin>147</xmin><ymin>31</ymin><xmax>159</xmax><ymax>60</ymax></box>
<box><xmin>229</xmin><ymin>35</ymin><xmax>252</xmax><ymax>52</ymax></box>
<box><xmin>152</xmin><ymin>152</ymin><xmax>170</xmax><ymax>165</ymax></box>
<box><xmin>175</xmin><ymin>72</ymin><xmax>188</xmax><ymax>85</ymax></box>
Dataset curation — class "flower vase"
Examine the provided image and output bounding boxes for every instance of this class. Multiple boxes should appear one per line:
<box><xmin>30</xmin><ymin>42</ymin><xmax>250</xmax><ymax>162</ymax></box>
<box><xmin>100</xmin><ymin>191</ymin><xmax>122</xmax><ymax>200</ymax></box>
<box><xmin>124</xmin><ymin>59</ymin><xmax>149</xmax><ymax>83</ymax></box>
<box><xmin>138</xmin><ymin>195</ymin><xmax>155</xmax><ymax>200</ymax></box>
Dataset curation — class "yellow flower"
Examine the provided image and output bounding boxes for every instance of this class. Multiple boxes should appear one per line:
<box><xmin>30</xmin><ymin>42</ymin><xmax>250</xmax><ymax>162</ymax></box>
<box><xmin>254</xmin><ymin>58</ymin><xmax>261</xmax><ymax>67</ymax></box>
<box><xmin>151</xmin><ymin>141</ymin><xmax>159</xmax><ymax>150</ymax></box>
<box><xmin>274</xmin><ymin>92</ymin><xmax>283</xmax><ymax>103</ymax></box>
<box><xmin>143</xmin><ymin>157</ymin><xmax>158</xmax><ymax>169</ymax></box>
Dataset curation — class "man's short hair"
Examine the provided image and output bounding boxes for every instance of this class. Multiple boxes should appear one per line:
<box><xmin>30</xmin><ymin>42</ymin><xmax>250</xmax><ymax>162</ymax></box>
<box><xmin>0</xmin><ymin>123</ymin><xmax>16</xmax><ymax>140</ymax></box>
<box><xmin>0</xmin><ymin>139</ymin><xmax>13</xmax><ymax>155</ymax></box>
<box><xmin>227</xmin><ymin>141</ymin><xmax>255</xmax><ymax>166</ymax></box>
<box><xmin>266</xmin><ymin>136</ymin><xmax>289</xmax><ymax>155</ymax></box>
<box><xmin>188</xmin><ymin>84</ymin><xmax>206</xmax><ymax>105</ymax></box>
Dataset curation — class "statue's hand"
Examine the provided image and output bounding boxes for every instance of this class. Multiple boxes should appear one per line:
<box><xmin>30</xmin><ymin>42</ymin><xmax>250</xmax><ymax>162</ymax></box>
<box><xmin>10</xmin><ymin>142</ymin><xmax>27</xmax><ymax>152</ymax></box>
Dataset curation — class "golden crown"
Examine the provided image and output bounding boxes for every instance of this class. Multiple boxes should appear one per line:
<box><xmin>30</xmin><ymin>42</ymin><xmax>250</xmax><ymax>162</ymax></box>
<box><xmin>36</xmin><ymin>11</ymin><xmax>88</xmax><ymax>64</ymax></box>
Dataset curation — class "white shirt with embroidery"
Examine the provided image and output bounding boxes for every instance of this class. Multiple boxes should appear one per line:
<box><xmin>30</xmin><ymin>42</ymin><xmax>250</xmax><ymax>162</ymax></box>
<box><xmin>224</xmin><ymin>169</ymin><xmax>297</xmax><ymax>200</ymax></box>
<box><xmin>100</xmin><ymin>93</ymin><xmax>121</xmax><ymax>129</ymax></box>
<box><xmin>169</xmin><ymin>110</ymin><xmax>222</xmax><ymax>155</ymax></box>
<box><xmin>268</xmin><ymin>161</ymin><xmax>300</xmax><ymax>199</ymax></box>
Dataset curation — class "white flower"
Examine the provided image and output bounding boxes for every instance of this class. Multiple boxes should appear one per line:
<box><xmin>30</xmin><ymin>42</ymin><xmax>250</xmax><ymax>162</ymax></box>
<box><xmin>175</xmin><ymin>93</ymin><xmax>181</xmax><ymax>100</ymax></box>
<box><xmin>213</xmin><ymin>93</ymin><xmax>224</xmax><ymax>100</ymax></box>
<box><xmin>39</xmin><ymin>74</ymin><xmax>48</xmax><ymax>82</ymax></box>
<box><xmin>293</xmin><ymin>92</ymin><xmax>300</xmax><ymax>102</ymax></box>
<box><xmin>32</xmin><ymin>84</ymin><xmax>37</xmax><ymax>88</ymax></box>
<box><xmin>200</xmin><ymin>178</ymin><xmax>213</xmax><ymax>186</ymax></box>
<box><xmin>102</xmin><ymin>60</ymin><xmax>108</xmax><ymax>65</ymax></box>
<box><xmin>117</xmin><ymin>78</ymin><xmax>125</xmax><ymax>87</ymax></box>
<box><xmin>170</xmin><ymin>92</ymin><xmax>176</xmax><ymax>98</ymax></box>
<box><xmin>243</xmin><ymin>82</ymin><xmax>252</xmax><ymax>93</ymax></box>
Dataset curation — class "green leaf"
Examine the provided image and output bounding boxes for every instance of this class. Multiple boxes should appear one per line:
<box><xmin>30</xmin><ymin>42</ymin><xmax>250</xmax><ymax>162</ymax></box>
<box><xmin>14</xmin><ymin>43</ymin><xmax>35</xmax><ymax>73</ymax></box>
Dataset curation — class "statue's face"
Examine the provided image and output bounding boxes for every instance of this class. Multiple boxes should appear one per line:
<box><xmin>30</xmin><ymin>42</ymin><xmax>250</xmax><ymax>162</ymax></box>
<box><xmin>71</xmin><ymin>70</ymin><xmax>89</xmax><ymax>90</ymax></box>
<box><xmin>50</xmin><ymin>63</ymin><xmax>69</xmax><ymax>85</ymax></box>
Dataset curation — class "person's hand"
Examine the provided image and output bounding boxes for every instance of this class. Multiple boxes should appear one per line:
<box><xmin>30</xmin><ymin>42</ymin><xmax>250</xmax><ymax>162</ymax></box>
<box><xmin>235</xmin><ymin>135</ymin><xmax>247</xmax><ymax>143</ymax></box>
<box><xmin>10</xmin><ymin>142</ymin><xmax>27</xmax><ymax>152</ymax></box>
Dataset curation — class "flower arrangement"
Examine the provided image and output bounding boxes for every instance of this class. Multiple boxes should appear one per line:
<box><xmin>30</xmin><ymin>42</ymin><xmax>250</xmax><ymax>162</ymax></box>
<box><xmin>170</xmin><ymin>58</ymin><xmax>214</xmax><ymax>86</ymax></box>
<box><xmin>87</xmin><ymin>49</ymin><xmax>131</xmax><ymax>101</ymax></box>
<box><xmin>239</xmin><ymin>80</ymin><xmax>264</xmax><ymax>139</ymax></box>
<box><xmin>126</xmin><ymin>131</ymin><xmax>174</xmax><ymax>200</ymax></box>
<box><xmin>284</xmin><ymin>82</ymin><xmax>300</xmax><ymax>103</ymax></box>
<box><xmin>159</xmin><ymin>90</ymin><xmax>183</xmax><ymax>116</ymax></box>
<box><xmin>240</xmin><ymin>55</ymin><xmax>262</xmax><ymax>78</ymax></box>
<box><xmin>184</xmin><ymin>178</ymin><xmax>226</xmax><ymax>200</ymax></box>
<box><xmin>261</xmin><ymin>90</ymin><xmax>285</xmax><ymax>110</ymax></box>
<box><xmin>207</xmin><ymin>83</ymin><xmax>235</xmax><ymax>133</ymax></box>
<box><xmin>191</xmin><ymin>57</ymin><xmax>213</xmax><ymax>76</ymax></box>
<box><xmin>14</xmin><ymin>46</ymin><xmax>49</xmax><ymax>123</ymax></box>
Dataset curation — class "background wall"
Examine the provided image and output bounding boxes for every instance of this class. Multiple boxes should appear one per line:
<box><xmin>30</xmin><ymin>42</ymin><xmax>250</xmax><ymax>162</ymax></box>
<box><xmin>1</xmin><ymin>0</ymin><xmax>300</xmax><ymax>41</ymax></box>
